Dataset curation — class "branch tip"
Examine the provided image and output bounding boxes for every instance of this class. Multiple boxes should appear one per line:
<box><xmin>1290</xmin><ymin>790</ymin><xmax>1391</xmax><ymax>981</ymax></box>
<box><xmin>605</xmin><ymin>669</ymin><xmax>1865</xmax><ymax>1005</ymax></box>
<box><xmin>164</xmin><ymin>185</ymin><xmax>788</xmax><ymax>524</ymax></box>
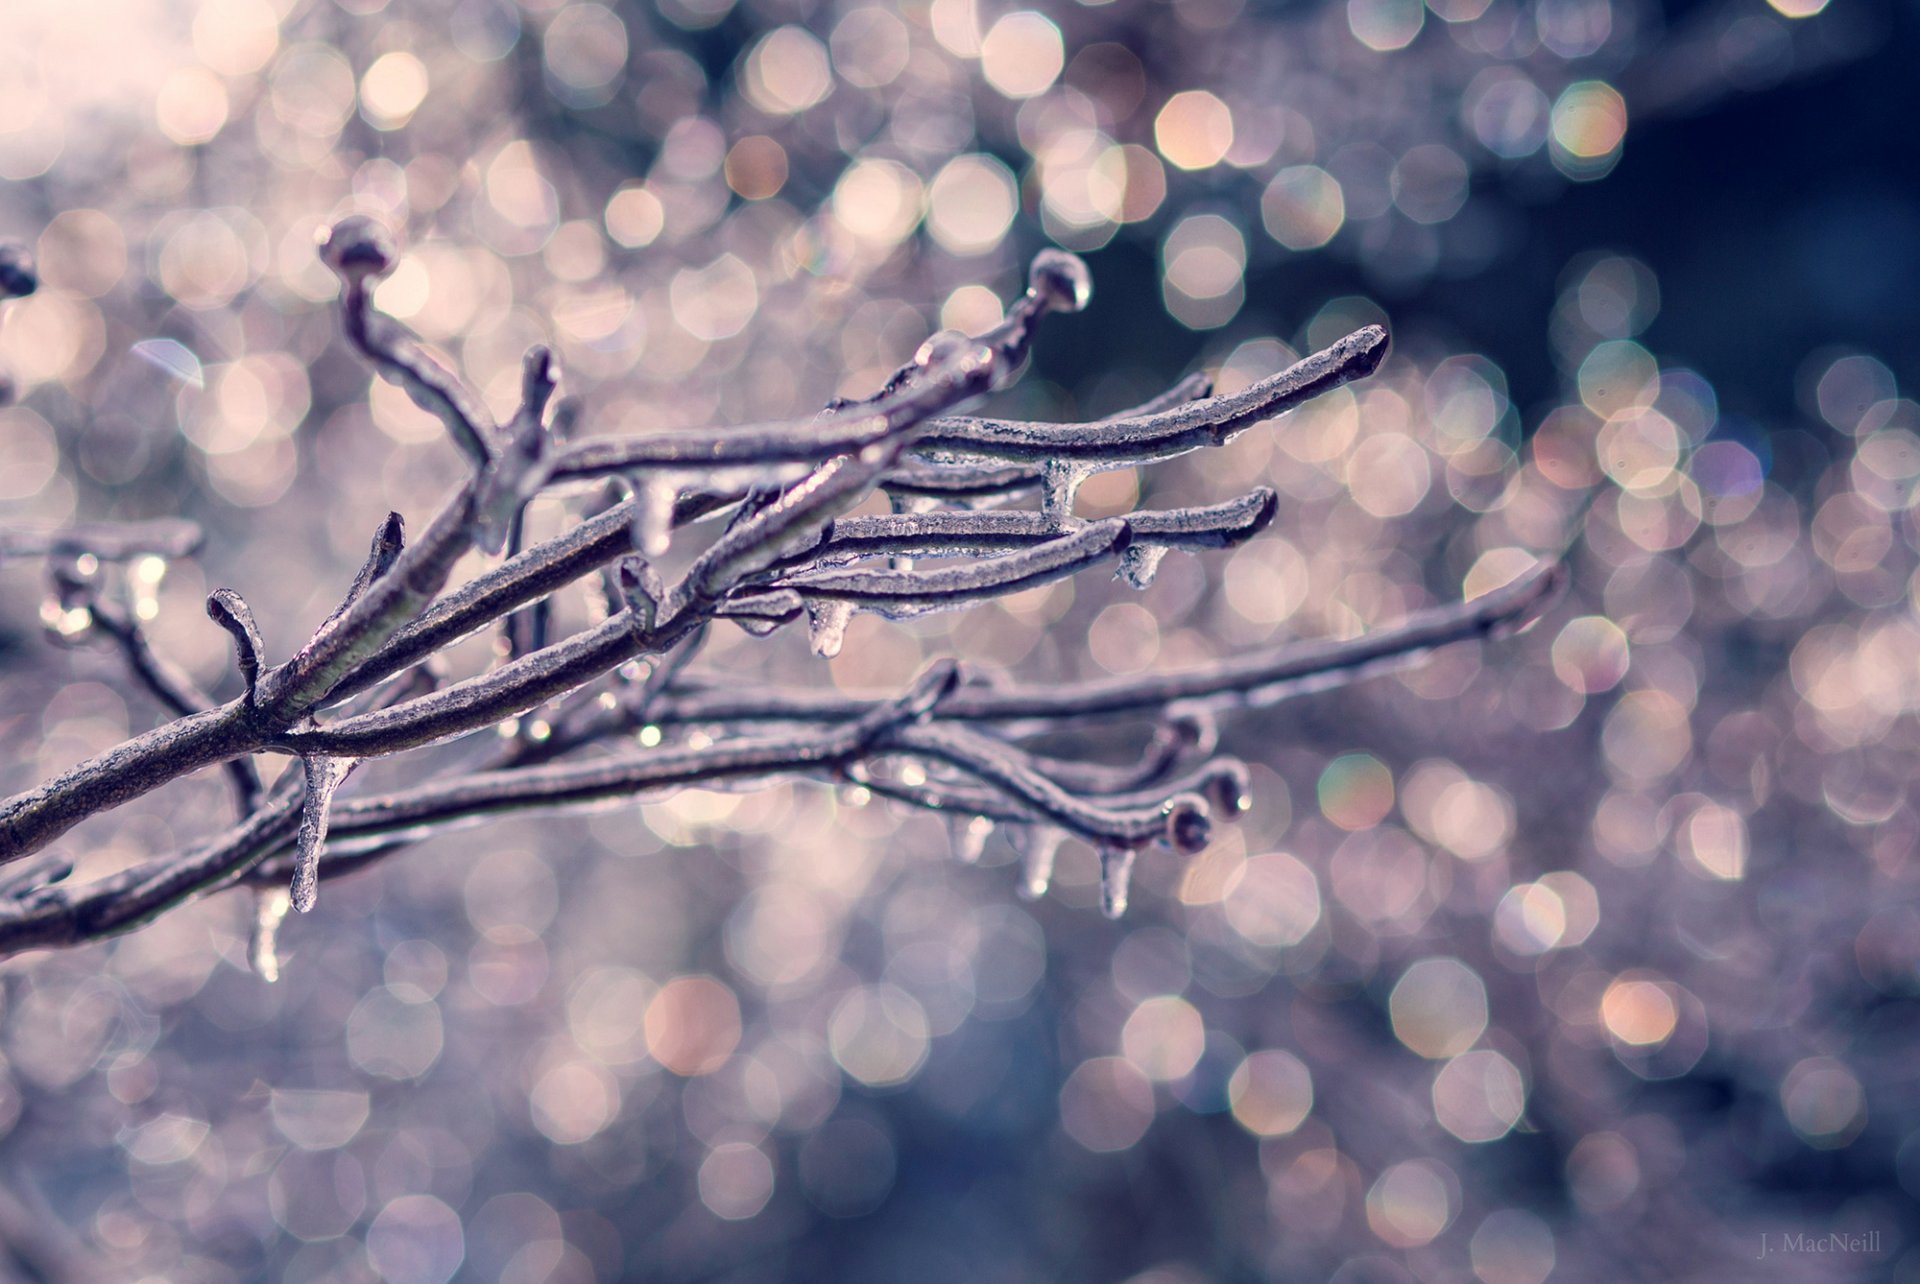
<box><xmin>345</xmin><ymin>512</ymin><xmax>406</xmax><ymax>605</ymax></box>
<box><xmin>318</xmin><ymin>216</ymin><xmax>397</xmax><ymax>286</ymax></box>
<box><xmin>1164</xmin><ymin>794</ymin><xmax>1213</xmax><ymax>856</ymax></box>
<box><xmin>519</xmin><ymin>345</ymin><xmax>559</xmax><ymax>420</ymax></box>
<box><xmin>205</xmin><ymin>588</ymin><xmax>265</xmax><ymax>700</ymax></box>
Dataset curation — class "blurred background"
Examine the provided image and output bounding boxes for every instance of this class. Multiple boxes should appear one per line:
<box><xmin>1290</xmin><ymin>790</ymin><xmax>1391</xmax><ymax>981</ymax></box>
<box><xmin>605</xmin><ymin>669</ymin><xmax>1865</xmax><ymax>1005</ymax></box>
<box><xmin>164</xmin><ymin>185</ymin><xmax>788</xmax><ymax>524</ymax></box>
<box><xmin>0</xmin><ymin>0</ymin><xmax>1916</xmax><ymax>1279</ymax></box>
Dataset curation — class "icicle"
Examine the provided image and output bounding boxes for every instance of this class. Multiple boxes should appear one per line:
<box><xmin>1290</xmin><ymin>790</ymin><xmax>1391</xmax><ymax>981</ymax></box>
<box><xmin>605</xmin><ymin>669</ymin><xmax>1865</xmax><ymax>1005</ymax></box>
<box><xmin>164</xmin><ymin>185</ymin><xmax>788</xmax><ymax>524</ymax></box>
<box><xmin>629</xmin><ymin>476</ymin><xmax>677</xmax><ymax>557</ymax></box>
<box><xmin>1116</xmin><ymin>542</ymin><xmax>1169</xmax><ymax>590</ymax></box>
<box><xmin>1039</xmin><ymin>461</ymin><xmax>1091</xmax><ymax>526</ymax></box>
<box><xmin>1019</xmin><ymin>825</ymin><xmax>1066</xmax><ymax>900</ymax></box>
<box><xmin>250</xmin><ymin>887</ymin><xmax>292</xmax><ymax>982</ymax></box>
<box><xmin>949</xmin><ymin>814</ymin><xmax>994</xmax><ymax>864</ymax></box>
<box><xmin>805</xmin><ymin>597</ymin><xmax>853</xmax><ymax>658</ymax></box>
<box><xmin>290</xmin><ymin>756</ymin><xmax>354</xmax><ymax>913</ymax></box>
<box><xmin>1099</xmin><ymin>847</ymin><xmax>1136</xmax><ymax>919</ymax></box>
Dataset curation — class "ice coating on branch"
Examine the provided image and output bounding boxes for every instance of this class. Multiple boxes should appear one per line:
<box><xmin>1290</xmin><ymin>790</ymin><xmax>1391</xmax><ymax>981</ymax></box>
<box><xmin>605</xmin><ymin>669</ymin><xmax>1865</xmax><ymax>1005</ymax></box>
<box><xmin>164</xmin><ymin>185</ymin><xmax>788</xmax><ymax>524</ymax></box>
<box><xmin>290</xmin><ymin>756</ymin><xmax>354</xmax><ymax>913</ymax></box>
<box><xmin>914</xmin><ymin>330</ymin><xmax>976</xmax><ymax>369</ymax></box>
<box><xmin>630</xmin><ymin>477</ymin><xmax>679</xmax><ymax>557</ymax></box>
<box><xmin>0</xmin><ymin>211</ymin><xmax>1551</xmax><ymax>949</ymax></box>
<box><xmin>615</xmin><ymin>556</ymin><xmax>664</xmax><ymax>632</ymax></box>
<box><xmin>206</xmin><ymin>588</ymin><xmax>265</xmax><ymax>701</ymax></box>
<box><xmin>1039</xmin><ymin>462</ymin><xmax>1092</xmax><ymax>526</ymax></box>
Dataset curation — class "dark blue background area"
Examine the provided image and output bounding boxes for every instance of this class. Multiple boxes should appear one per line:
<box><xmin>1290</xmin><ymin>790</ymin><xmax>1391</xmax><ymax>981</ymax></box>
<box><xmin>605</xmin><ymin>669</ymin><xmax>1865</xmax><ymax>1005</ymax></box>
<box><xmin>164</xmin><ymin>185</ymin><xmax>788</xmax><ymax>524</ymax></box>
<box><xmin>1055</xmin><ymin>0</ymin><xmax>1918</xmax><ymax>434</ymax></box>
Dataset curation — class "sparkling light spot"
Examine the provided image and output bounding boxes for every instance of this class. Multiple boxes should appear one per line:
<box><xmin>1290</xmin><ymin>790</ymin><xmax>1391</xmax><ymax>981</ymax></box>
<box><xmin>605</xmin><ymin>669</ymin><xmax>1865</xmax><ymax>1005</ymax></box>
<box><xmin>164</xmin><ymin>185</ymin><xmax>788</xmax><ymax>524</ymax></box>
<box><xmin>1600</xmin><ymin>975</ymin><xmax>1676</xmax><ymax>1047</ymax></box>
<box><xmin>1319</xmin><ymin>753</ymin><xmax>1395</xmax><ymax>831</ymax></box>
<box><xmin>644</xmin><ymin>975</ymin><xmax>742</xmax><ymax>1075</ymax></box>
<box><xmin>979</xmin><ymin>12</ymin><xmax>1063</xmax><ymax>99</ymax></box>
<box><xmin>1390</xmin><ymin>958</ymin><xmax>1489</xmax><ymax>1059</ymax></box>
<box><xmin>1366</xmin><ymin>1159</ymin><xmax>1456</xmax><ymax>1248</ymax></box>
<box><xmin>1550</xmin><ymin>81</ymin><xmax>1628</xmax><ymax>179</ymax></box>
<box><xmin>1433</xmin><ymin>1050</ymin><xmax>1526</xmax><ymax>1143</ymax></box>
<box><xmin>1154</xmin><ymin>91</ymin><xmax>1235</xmax><ymax>170</ymax></box>
<box><xmin>927</xmin><ymin>154</ymin><xmax>1018</xmax><ymax>255</ymax></box>
<box><xmin>1228</xmin><ymin>1050</ymin><xmax>1314</xmax><ymax>1136</ymax></box>
<box><xmin>1060</xmin><ymin>1056</ymin><xmax>1155</xmax><ymax>1152</ymax></box>
<box><xmin>1121</xmin><ymin>995</ymin><xmax>1206</xmax><ymax>1082</ymax></box>
<box><xmin>742</xmin><ymin>27</ymin><xmax>833</xmax><ymax>115</ymax></box>
<box><xmin>1348</xmin><ymin>0</ymin><xmax>1426</xmax><ymax>50</ymax></box>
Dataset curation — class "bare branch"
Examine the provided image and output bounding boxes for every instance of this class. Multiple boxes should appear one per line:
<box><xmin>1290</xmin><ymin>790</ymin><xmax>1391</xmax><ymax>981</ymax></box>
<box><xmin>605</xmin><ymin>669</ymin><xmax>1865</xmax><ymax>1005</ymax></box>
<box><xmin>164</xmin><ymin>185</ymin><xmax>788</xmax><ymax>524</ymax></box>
<box><xmin>320</xmin><ymin>217</ymin><xmax>495</xmax><ymax>468</ymax></box>
<box><xmin>0</xmin><ymin>218</ymin><xmax>1565</xmax><ymax>952</ymax></box>
<box><xmin>89</xmin><ymin>598</ymin><xmax>262</xmax><ymax>813</ymax></box>
<box><xmin>0</xmin><ymin>518</ymin><xmax>202</xmax><ymax>562</ymax></box>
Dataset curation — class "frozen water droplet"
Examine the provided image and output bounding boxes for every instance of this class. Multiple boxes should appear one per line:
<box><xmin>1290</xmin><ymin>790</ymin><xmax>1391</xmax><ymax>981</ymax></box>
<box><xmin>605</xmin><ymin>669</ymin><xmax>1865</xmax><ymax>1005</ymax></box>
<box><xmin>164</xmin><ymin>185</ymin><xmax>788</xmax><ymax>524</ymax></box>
<box><xmin>806</xmin><ymin>598</ymin><xmax>853</xmax><ymax>658</ymax></box>
<box><xmin>915</xmin><ymin>329</ymin><xmax>972</xmax><ymax>369</ymax></box>
<box><xmin>630</xmin><ymin>477</ymin><xmax>676</xmax><ymax>557</ymax></box>
<box><xmin>1099</xmin><ymin>847</ymin><xmax>1136</xmax><ymax>919</ymax></box>
<box><xmin>1117</xmin><ymin>543</ymin><xmax>1168</xmax><ymax>590</ymax></box>
<box><xmin>1028</xmin><ymin>249</ymin><xmax>1092</xmax><ymax>314</ymax></box>
<box><xmin>950</xmin><ymin>814</ymin><xmax>994</xmax><ymax>864</ymax></box>
<box><xmin>1040</xmin><ymin>462</ymin><xmax>1089</xmax><ymax>525</ymax></box>
<box><xmin>1019</xmin><ymin>826</ymin><xmax>1066</xmax><ymax>900</ymax></box>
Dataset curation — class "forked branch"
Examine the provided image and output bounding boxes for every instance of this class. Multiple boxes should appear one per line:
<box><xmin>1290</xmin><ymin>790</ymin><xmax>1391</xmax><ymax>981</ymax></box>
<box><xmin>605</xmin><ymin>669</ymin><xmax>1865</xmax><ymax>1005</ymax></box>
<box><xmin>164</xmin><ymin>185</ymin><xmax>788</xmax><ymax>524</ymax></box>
<box><xmin>0</xmin><ymin>215</ymin><xmax>1563</xmax><ymax>964</ymax></box>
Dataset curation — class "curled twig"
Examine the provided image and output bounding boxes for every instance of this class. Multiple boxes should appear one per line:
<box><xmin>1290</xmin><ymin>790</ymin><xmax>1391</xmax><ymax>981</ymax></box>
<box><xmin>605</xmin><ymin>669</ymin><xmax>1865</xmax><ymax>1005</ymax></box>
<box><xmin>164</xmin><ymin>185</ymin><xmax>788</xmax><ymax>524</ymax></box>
<box><xmin>205</xmin><ymin>589</ymin><xmax>265</xmax><ymax>702</ymax></box>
